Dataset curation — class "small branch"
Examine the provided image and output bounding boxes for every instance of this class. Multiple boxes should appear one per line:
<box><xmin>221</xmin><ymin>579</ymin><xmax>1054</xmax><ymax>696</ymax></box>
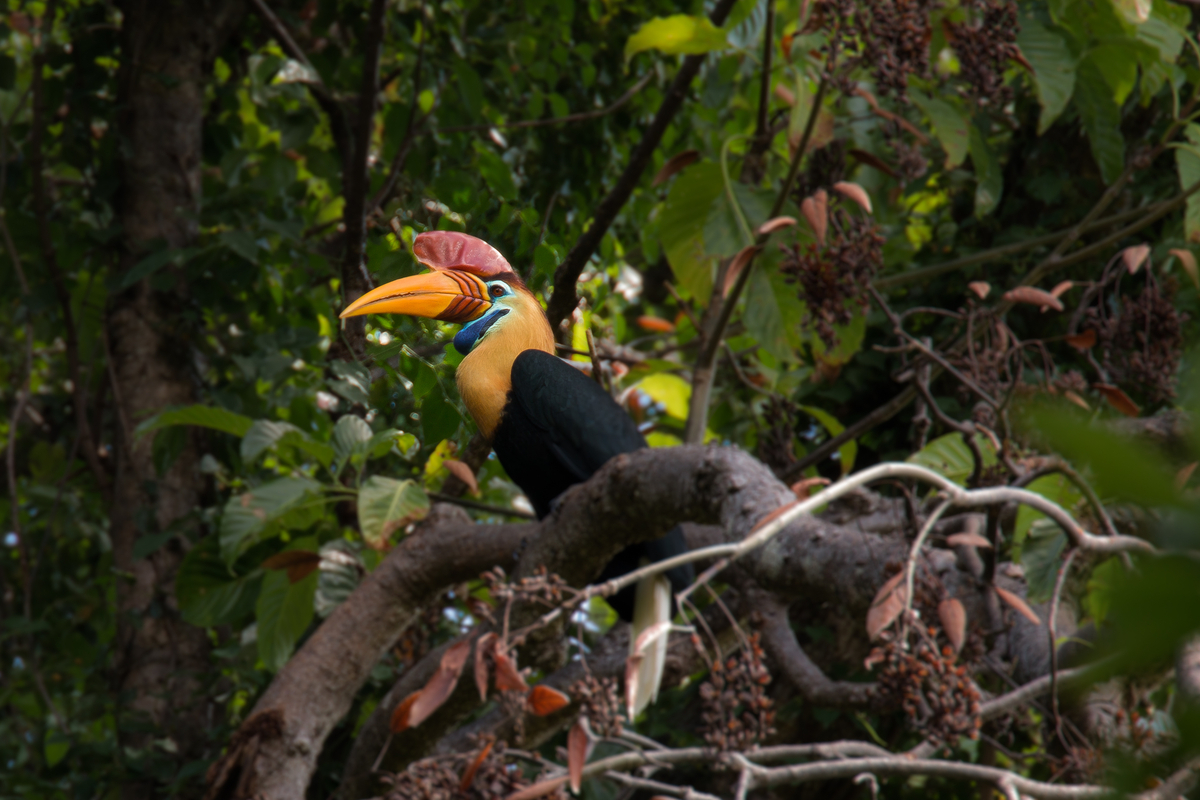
<box><xmin>1048</xmin><ymin>548</ymin><xmax>1079</xmax><ymax>751</ymax></box>
<box><xmin>544</xmin><ymin>0</ymin><xmax>741</xmax><ymax>331</ymax></box>
<box><xmin>366</xmin><ymin>18</ymin><xmax>426</xmax><ymax>218</ymax></box>
<box><xmin>428</xmin><ymin>491</ymin><xmax>536</xmax><ymax>520</ymax></box>
<box><xmin>437</xmin><ymin>72</ymin><xmax>653</xmax><ymax>134</ymax></box>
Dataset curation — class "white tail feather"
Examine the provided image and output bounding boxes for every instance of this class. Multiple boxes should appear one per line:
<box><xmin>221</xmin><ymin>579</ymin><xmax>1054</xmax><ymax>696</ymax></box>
<box><xmin>628</xmin><ymin>574</ymin><xmax>672</xmax><ymax>717</ymax></box>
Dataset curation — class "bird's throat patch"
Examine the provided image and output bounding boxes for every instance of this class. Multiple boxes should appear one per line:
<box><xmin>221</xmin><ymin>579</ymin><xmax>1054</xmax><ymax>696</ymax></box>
<box><xmin>453</xmin><ymin>308</ymin><xmax>510</xmax><ymax>355</ymax></box>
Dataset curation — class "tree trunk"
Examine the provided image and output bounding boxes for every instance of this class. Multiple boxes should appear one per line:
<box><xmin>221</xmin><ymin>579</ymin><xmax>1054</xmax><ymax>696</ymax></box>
<box><xmin>109</xmin><ymin>3</ymin><xmax>243</xmax><ymax>797</ymax></box>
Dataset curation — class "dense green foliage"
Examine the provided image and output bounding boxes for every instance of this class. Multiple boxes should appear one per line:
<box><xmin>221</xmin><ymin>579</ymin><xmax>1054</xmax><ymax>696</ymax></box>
<box><xmin>4</xmin><ymin>0</ymin><xmax>1200</xmax><ymax>797</ymax></box>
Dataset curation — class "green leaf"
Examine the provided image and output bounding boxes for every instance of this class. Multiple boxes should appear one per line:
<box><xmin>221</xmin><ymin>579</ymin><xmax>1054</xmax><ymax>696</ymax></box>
<box><xmin>1014</xmin><ymin>472</ymin><xmax>1083</xmax><ymax>546</ymax></box>
<box><xmin>743</xmin><ymin>264</ymin><xmax>790</xmax><ymax>364</ymax></box>
<box><xmin>1176</xmin><ymin>123</ymin><xmax>1200</xmax><ymax>243</ymax></box>
<box><xmin>968</xmin><ymin>124</ymin><xmax>1003</xmax><ymax>217</ymax></box>
<box><xmin>241</xmin><ymin>419</ymin><xmax>302</xmax><ymax>463</ymax></box>
<box><xmin>910</xmin><ymin>93</ymin><xmax>969</xmax><ymax>168</ymax></box>
<box><xmin>624</xmin><ymin>14</ymin><xmax>728</xmax><ymax>62</ymax></box>
<box><xmin>177</xmin><ymin>536</ymin><xmax>262</xmax><ymax>627</ymax></box>
<box><xmin>219</xmin><ymin>476</ymin><xmax>322</xmax><ymax>563</ymax></box>
<box><xmin>452</xmin><ymin>59</ymin><xmax>484</xmax><ymax>117</ymax></box>
<box><xmin>808</xmin><ymin>308</ymin><xmax>866</xmax><ymax>367</ymax></box>
<box><xmin>421</xmin><ymin>387</ymin><xmax>461</xmax><ymax>444</ymax></box>
<box><xmin>256</xmin><ymin>537</ymin><xmax>319</xmax><ymax>671</ymax></box>
<box><xmin>358</xmin><ymin>476</ymin><xmax>430</xmax><ymax>548</ymax></box>
<box><xmin>119</xmin><ymin>245</ymin><xmax>205</xmax><ymax>290</ymax></box>
<box><xmin>1108</xmin><ymin>555</ymin><xmax>1200</xmax><ymax>672</ymax></box>
<box><xmin>329</xmin><ymin>359</ymin><xmax>372</xmax><ymax>406</ymax></box>
<box><xmin>907</xmin><ymin>432</ymin><xmax>997</xmax><ymax>486</ymax></box>
<box><xmin>333</xmin><ymin>414</ymin><xmax>373</xmax><ymax>464</ymax></box>
<box><xmin>475</xmin><ymin>142</ymin><xmax>517</xmax><ymax>201</ymax></box>
<box><xmin>1086</xmin><ymin>40</ymin><xmax>1143</xmax><ymax>105</ymax></box>
<box><xmin>661</xmin><ymin>162</ymin><xmax>723</xmax><ymax>298</ymax></box>
<box><xmin>637</xmin><ymin>373</ymin><xmax>692</xmax><ymax>420</ymax></box>
<box><xmin>797</xmin><ymin>405</ymin><xmax>856</xmax><ymax>475</ymax></box>
<box><xmin>1086</xmin><ymin>557</ymin><xmax>1122</xmax><ymax>626</ymax></box>
<box><xmin>1019</xmin><ymin>521</ymin><xmax>1067</xmax><ymax>603</ymax></box>
<box><xmin>136</xmin><ymin>404</ymin><xmax>254</xmax><ymax>438</ymax></box>
<box><xmin>219</xmin><ymin>230</ymin><xmax>260</xmax><ymax>264</ymax></box>
<box><xmin>1023</xmin><ymin>406</ymin><xmax>1180</xmax><ymax>507</ymax></box>
<box><xmin>1017</xmin><ymin>19</ymin><xmax>1076</xmax><ymax>133</ymax></box>
<box><xmin>1074</xmin><ymin>59</ymin><xmax>1125</xmax><ymax>185</ymax></box>
<box><xmin>44</xmin><ymin>732</ymin><xmax>69</xmax><ymax>768</ymax></box>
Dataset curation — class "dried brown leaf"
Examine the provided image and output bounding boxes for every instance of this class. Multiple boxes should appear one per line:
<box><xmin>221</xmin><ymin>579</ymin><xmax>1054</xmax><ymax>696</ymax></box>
<box><xmin>867</xmin><ymin>575</ymin><xmax>907</xmax><ymax>640</ymax></box>
<box><xmin>528</xmin><ymin>685</ymin><xmax>571</xmax><ymax>716</ymax></box>
<box><xmin>493</xmin><ymin>646</ymin><xmax>528</xmax><ymax>692</ymax></box>
<box><xmin>636</xmin><ymin>315</ymin><xmax>676</xmax><ymax>333</ymax></box>
<box><xmin>474</xmin><ymin>632</ymin><xmax>497</xmax><ymax>701</ymax></box>
<box><xmin>390</xmin><ymin>690</ymin><xmax>421</xmax><ymax>733</ymax></box>
<box><xmin>832</xmin><ymin>181</ymin><xmax>873</xmax><ymax>213</ymax></box>
<box><xmin>773</xmin><ymin>82</ymin><xmax>796</xmax><ymax>106</ymax></box>
<box><xmin>1063</xmin><ymin>390</ymin><xmax>1090</xmax><ymax>411</ymax></box>
<box><xmin>1004</xmin><ymin>286</ymin><xmax>1063</xmax><ymax>312</ymax></box>
<box><xmin>938</xmin><ymin>598</ymin><xmax>967</xmax><ymax>655</ymax></box>
<box><xmin>967</xmin><ymin>281</ymin><xmax>991</xmax><ymax>299</ymax></box>
<box><xmin>443</xmin><ymin>459</ymin><xmax>479</xmax><ymax>495</ymax></box>
<box><xmin>459</xmin><ymin>738</ymin><xmax>495</xmax><ymax>792</ymax></box>
<box><xmin>946</xmin><ymin>532</ymin><xmax>992</xmax><ymax>549</ymax></box>
<box><xmin>722</xmin><ymin>245</ymin><xmax>761</xmax><ymax>297</ymax></box>
<box><xmin>800</xmin><ymin>196</ymin><xmax>826</xmax><ymax>247</ymax></box>
<box><xmin>408</xmin><ymin>638</ymin><xmax>473</xmax><ymax>728</ymax></box>
<box><xmin>1175</xmin><ymin>461</ymin><xmax>1198</xmax><ymax>491</ymax></box>
<box><xmin>567</xmin><ymin>718</ymin><xmax>591</xmax><ymax>794</ymax></box>
<box><xmin>756</xmin><ymin>216</ymin><xmax>797</xmax><ymax>236</ymax></box>
<box><xmin>1122</xmin><ymin>243</ymin><xmax>1151</xmax><ymax>274</ymax></box>
<box><xmin>1050</xmin><ymin>280</ymin><xmax>1074</xmax><ymax>298</ymax></box>
<box><xmin>1066</xmin><ymin>329</ymin><xmax>1097</xmax><ymax>350</ymax></box>
<box><xmin>505</xmin><ymin>776</ymin><xmax>568</xmax><ymax>800</ymax></box>
<box><xmin>790</xmin><ymin>476</ymin><xmax>831</xmax><ymax>499</ymax></box>
<box><xmin>651</xmin><ymin>149</ymin><xmax>699</xmax><ymax>187</ymax></box>
<box><xmin>263</xmin><ymin>550</ymin><xmax>322</xmax><ymax>584</ymax></box>
<box><xmin>1170</xmin><ymin>248</ymin><xmax>1199</xmax><ymax>289</ymax></box>
<box><xmin>994</xmin><ymin>586</ymin><xmax>1041</xmax><ymax>625</ymax></box>
<box><xmin>1094</xmin><ymin>383</ymin><xmax>1141</xmax><ymax>417</ymax></box>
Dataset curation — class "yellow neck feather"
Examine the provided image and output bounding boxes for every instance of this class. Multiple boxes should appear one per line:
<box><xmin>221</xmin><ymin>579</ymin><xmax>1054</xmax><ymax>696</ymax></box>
<box><xmin>455</xmin><ymin>290</ymin><xmax>555</xmax><ymax>440</ymax></box>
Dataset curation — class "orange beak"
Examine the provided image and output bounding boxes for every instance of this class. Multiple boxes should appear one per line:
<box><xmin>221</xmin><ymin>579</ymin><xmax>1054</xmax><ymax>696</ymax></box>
<box><xmin>338</xmin><ymin>270</ymin><xmax>492</xmax><ymax>323</ymax></box>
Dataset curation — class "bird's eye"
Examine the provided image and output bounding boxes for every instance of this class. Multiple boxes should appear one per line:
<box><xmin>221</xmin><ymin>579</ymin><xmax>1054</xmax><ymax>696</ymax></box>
<box><xmin>489</xmin><ymin>284</ymin><xmax>505</xmax><ymax>297</ymax></box>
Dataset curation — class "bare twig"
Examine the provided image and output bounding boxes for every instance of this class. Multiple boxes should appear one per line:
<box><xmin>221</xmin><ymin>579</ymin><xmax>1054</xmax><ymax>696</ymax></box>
<box><xmin>428</xmin><ymin>491</ymin><xmax>536</xmax><ymax>520</ymax></box>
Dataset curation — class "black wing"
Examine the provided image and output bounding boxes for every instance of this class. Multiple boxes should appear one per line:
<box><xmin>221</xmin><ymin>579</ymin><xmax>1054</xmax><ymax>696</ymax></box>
<box><xmin>494</xmin><ymin>349</ymin><xmax>645</xmax><ymax>517</ymax></box>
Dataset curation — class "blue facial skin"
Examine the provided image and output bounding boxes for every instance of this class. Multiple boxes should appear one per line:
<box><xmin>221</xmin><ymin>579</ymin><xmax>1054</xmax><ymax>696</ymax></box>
<box><xmin>453</xmin><ymin>307</ymin><xmax>510</xmax><ymax>355</ymax></box>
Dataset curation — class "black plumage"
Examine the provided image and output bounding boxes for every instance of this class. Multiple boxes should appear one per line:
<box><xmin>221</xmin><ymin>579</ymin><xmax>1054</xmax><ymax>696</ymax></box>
<box><xmin>492</xmin><ymin>349</ymin><xmax>694</xmax><ymax>620</ymax></box>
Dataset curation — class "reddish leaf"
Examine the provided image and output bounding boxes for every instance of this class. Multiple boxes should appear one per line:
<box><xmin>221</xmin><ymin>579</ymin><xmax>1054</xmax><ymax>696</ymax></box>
<box><xmin>1063</xmin><ymin>390</ymin><xmax>1090</xmax><ymax>411</ymax></box>
<box><xmin>994</xmin><ymin>586</ymin><xmax>1041</xmax><ymax>625</ymax></box>
<box><xmin>790</xmin><ymin>476</ymin><xmax>831</xmax><ymax>499</ymax></box>
<box><xmin>1004</xmin><ymin>286</ymin><xmax>1063</xmax><ymax>312</ymax></box>
<box><xmin>750</xmin><ymin>501</ymin><xmax>800</xmax><ymax>534</ymax></box>
<box><xmin>390</xmin><ymin>690</ymin><xmax>422</xmax><ymax>733</ymax></box>
<box><xmin>262</xmin><ymin>550</ymin><xmax>322</xmax><ymax>584</ymax></box>
<box><xmin>832</xmin><ymin>181</ymin><xmax>873</xmax><ymax>213</ymax></box>
<box><xmin>1175</xmin><ymin>461</ymin><xmax>1198</xmax><ymax>491</ymax></box>
<box><xmin>528</xmin><ymin>685</ymin><xmax>570</xmax><ymax>716</ymax></box>
<box><xmin>651</xmin><ymin>149</ymin><xmax>699</xmax><ymax>187</ymax></box>
<box><xmin>413</xmin><ymin>231</ymin><xmax>513</xmax><ymax>278</ymax></box>
<box><xmin>938</xmin><ymin>598</ymin><xmax>967</xmax><ymax>655</ymax></box>
<box><xmin>1066</xmin><ymin>329</ymin><xmax>1097</xmax><ymax>350</ymax></box>
<box><xmin>848</xmin><ymin>148</ymin><xmax>898</xmax><ymax>178</ymax></box>
<box><xmin>946</xmin><ymin>532</ymin><xmax>992</xmax><ymax>549</ymax></box>
<box><xmin>852</xmin><ymin>87</ymin><xmax>930</xmax><ymax>144</ymax></box>
<box><xmin>801</xmin><ymin>194</ymin><xmax>827</xmax><ymax>246</ymax></box>
<box><xmin>756</xmin><ymin>216</ymin><xmax>797</xmax><ymax>236</ymax></box>
<box><xmin>474</xmin><ymin>632</ymin><xmax>497</xmax><ymax>701</ymax></box>
<box><xmin>1050</xmin><ymin>280</ymin><xmax>1074</xmax><ymax>298</ymax></box>
<box><xmin>567</xmin><ymin>718</ymin><xmax>592</xmax><ymax>794</ymax></box>
<box><xmin>967</xmin><ymin>281</ymin><xmax>991</xmax><ymax>299</ymax></box>
<box><xmin>867</xmin><ymin>573</ymin><xmax>907</xmax><ymax>640</ymax></box>
<box><xmin>773</xmin><ymin>82</ymin><xmax>796</xmax><ymax>105</ymax></box>
<box><xmin>722</xmin><ymin>245</ymin><xmax>760</xmax><ymax>297</ymax></box>
<box><xmin>1122</xmin><ymin>243</ymin><xmax>1151</xmax><ymax>274</ymax></box>
<box><xmin>624</xmin><ymin>652</ymin><xmax>644</xmax><ymax>717</ymax></box>
<box><xmin>459</xmin><ymin>738</ymin><xmax>495</xmax><ymax>792</ymax></box>
<box><xmin>1094</xmin><ymin>383</ymin><xmax>1141</xmax><ymax>417</ymax></box>
<box><xmin>443</xmin><ymin>459</ymin><xmax>479</xmax><ymax>495</ymax></box>
<box><xmin>1170</xmin><ymin>248</ymin><xmax>1199</xmax><ymax>289</ymax></box>
<box><xmin>408</xmin><ymin>638</ymin><xmax>473</xmax><ymax>728</ymax></box>
<box><xmin>505</xmin><ymin>777</ymin><xmax>569</xmax><ymax>800</ymax></box>
<box><xmin>492</xmin><ymin>646</ymin><xmax>528</xmax><ymax>692</ymax></box>
<box><xmin>636</xmin><ymin>316</ymin><xmax>676</xmax><ymax>333</ymax></box>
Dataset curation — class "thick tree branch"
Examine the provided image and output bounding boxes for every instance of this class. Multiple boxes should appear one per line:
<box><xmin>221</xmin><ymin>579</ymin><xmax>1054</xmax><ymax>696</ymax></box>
<box><xmin>544</xmin><ymin>0</ymin><xmax>740</xmax><ymax>331</ymax></box>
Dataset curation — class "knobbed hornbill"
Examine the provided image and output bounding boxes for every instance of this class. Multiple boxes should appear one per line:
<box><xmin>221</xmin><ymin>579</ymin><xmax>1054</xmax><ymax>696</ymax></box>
<box><xmin>339</xmin><ymin>231</ymin><xmax>693</xmax><ymax>716</ymax></box>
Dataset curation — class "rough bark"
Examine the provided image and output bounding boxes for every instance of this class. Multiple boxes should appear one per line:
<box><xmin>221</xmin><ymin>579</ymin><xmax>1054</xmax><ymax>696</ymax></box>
<box><xmin>109</xmin><ymin>3</ymin><xmax>243</xmax><ymax>797</ymax></box>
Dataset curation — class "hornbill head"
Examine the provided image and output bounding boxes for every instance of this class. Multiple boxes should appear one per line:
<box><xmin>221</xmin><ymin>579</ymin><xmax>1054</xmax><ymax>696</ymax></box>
<box><xmin>339</xmin><ymin>231</ymin><xmax>543</xmax><ymax>356</ymax></box>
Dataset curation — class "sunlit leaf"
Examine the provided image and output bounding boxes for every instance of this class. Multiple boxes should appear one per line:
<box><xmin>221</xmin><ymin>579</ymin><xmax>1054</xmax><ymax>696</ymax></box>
<box><xmin>358</xmin><ymin>476</ymin><xmax>430</xmax><ymax>549</ymax></box>
<box><xmin>624</xmin><ymin>14</ymin><xmax>728</xmax><ymax>62</ymax></box>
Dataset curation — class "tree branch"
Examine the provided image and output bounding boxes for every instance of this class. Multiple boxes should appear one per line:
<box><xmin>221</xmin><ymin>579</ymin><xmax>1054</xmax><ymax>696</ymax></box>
<box><xmin>544</xmin><ymin>0</ymin><xmax>741</xmax><ymax>332</ymax></box>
